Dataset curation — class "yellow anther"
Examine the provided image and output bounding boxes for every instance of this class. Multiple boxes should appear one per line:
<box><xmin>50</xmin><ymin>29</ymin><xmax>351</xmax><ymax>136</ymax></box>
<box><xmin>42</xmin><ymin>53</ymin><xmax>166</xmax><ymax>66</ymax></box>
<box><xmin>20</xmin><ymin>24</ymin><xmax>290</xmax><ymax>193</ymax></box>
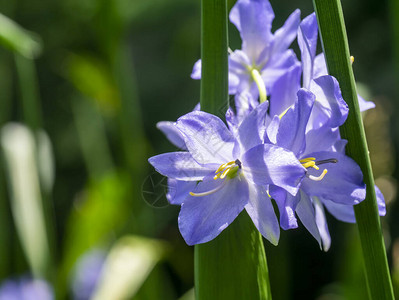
<box><xmin>220</xmin><ymin>167</ymin><xmax>233</xmax><ymax>179</ymax></box>
<box><xmin>215</xmin><ymin>161</ymin><xmax>235</xmax><ymax>174</ymax></box>
<box><xmin>308</xmin><ymin>169</ymin><xmax>328</xmax><ymax>181</ymax></box>
<box><xmin>350</xmin><ymin>56</ymin><xmax>355</xmax><ymax>64</ymax></box>
<box><xmin>299</xmin><ymin>157</ymin><xmax>316</xmax><ymax>163</ymax></box>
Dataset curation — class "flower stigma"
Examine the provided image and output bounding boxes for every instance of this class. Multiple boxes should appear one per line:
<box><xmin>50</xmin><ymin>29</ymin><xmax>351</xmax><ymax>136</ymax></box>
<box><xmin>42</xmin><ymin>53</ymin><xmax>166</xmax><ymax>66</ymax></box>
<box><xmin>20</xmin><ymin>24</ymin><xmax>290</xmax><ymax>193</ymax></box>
<box><xmin>189</xmin><ymin>160</ymin><xmax>242</xmax><ymax>197</ymax></box>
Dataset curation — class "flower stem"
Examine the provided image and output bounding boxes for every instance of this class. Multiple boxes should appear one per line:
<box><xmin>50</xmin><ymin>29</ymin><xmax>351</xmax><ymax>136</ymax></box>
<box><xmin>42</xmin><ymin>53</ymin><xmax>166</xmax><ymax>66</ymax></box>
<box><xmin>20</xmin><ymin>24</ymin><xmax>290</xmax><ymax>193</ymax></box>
<box><xmin>313</xmin><ymin>0</ymin><xmax>394</xmax><ymax>298</ymax></box>
<box><xmin>197</xmin><ymin>0</ymin><xmax>271</xmax><ymax>299</ymax></box>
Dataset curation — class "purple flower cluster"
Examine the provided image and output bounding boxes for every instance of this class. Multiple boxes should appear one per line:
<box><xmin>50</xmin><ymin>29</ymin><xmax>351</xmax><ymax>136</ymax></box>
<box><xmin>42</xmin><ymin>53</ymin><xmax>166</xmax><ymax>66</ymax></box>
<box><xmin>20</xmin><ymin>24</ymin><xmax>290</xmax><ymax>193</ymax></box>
<box><xmin>149</xmin><ymin>0</ymin><xmax>385</xmax><ymax>250</ymax></box>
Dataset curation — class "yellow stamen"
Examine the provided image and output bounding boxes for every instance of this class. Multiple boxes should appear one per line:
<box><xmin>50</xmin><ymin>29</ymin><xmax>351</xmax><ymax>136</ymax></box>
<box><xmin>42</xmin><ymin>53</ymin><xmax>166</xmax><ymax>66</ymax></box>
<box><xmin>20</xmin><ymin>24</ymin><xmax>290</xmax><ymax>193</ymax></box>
<box><xmin>215</xmin><ymin>161</ymin><xmax>235</xmax><ymax>174</ymax></box>
<box><xmin>279</xmin><ymin>106</ymin><xmax>291</xmax><ymax>119</ymax></box>
<box><xmin>299</xmin><ymin>157</ymin><xmax>316</xmax><ymax>163</ymax></box>
<box><xmin>220</xmin><ymin>167</ymin><xmax>233</xmax><ymax>179</ymax></box>
<box><xmin>190</xmin><ymin>181</ymin><xmax>226</xmax><ymax>197</ymax></box>
<box><xmin>350</xmin><ymin>56</ymin><xmax>354</xmax><ymax>64</ymax></box>
<box><xmin>308</xmin><ymin>169</ymin><xmax>328</xmax><ymax>181</ymax></box>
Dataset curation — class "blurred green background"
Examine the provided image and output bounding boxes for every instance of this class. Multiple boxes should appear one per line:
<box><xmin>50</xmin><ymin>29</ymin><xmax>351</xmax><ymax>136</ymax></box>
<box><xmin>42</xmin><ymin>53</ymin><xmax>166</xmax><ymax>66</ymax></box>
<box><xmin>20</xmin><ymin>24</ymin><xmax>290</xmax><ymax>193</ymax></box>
<box><xmin>0</xmin><ymin>0</ymin><xmax>397</xmax><ymax>299</ymax></box>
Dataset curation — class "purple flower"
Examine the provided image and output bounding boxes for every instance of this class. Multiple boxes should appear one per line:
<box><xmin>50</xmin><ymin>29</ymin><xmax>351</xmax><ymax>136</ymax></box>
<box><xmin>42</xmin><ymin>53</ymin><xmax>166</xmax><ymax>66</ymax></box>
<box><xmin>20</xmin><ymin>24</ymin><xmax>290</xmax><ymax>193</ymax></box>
<box><xmin>192</xmin><ymin>0</ymin><xmax>301</xmax><ymax>101</ymax></box>
<box><xmin>267</xmin><ymin>88</ymin><xmax>384</xmax><ymax>251</ymax></box>
<box><xmin>0</xmin><ymin>277</ymin><xmax>53</xmax><ymax>300</ymax></box>
<box><xmin>149</xmin><ymin>102</ymin><xmax>306</xmax><ymax>245</ymax></box>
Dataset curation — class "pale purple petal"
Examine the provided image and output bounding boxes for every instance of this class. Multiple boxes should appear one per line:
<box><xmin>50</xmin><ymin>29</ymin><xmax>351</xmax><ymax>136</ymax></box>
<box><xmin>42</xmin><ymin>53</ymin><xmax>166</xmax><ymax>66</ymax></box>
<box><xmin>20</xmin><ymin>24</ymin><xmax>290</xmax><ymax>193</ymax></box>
<box><xmin>148</xmin><ymin>152</ymin><xmax>216</xmax><ymax>181</ymax></box>
<box><xmin>191</xmin><ymin>59</ymin><xmax>201</xmax><ymax>79</ymax></box>
<box><xmin>314</xmin><ymin>197</ymin><xmax>331</xmax><ymax>251</ymax></box>
<box><xmin>176</xmin><ymin>111</ymin><xmax>235</xmax><ymax>164</ymax></box>
<box><xmin>313</xmin><ymin>53</ymin><xmax>327</xmax><ymax>78</ymax></box>
<box><xmin>269</xmin><ymin>185</ymin><xmax>299</xmax><ymax>230</ymax></box>
<box><xmin>296</xmin><ymin>191</ymin><xmax>322</xmax><ymax>249</ymax></box>
<box><xmin>276</xmin><ymin>88</ymin><xmax>315</xmax><ymax>157</ymax></box>
<box><xmin>304</xmin><ymin>125</ymin><xmax>340</xmax><ymax>154</ymax></box>
<box><xmin>262</xmin><ymin>49</ymin><xmax>299</xmax><ymax>92</ymax></box>
<box><xmin>234</xmin><ymin>100</ymin><xmax>269</xmax><ymax>156</ymax></box>
<box><xmin>358</xmin><ymin>94</ymin><xmax>376</xmax><ymax>112</ymax></box>
<box><xmin>167</xmin><ymin>179</ymin><xmax>198</xmax><ymax>205</ymax></box>
<box><xmin>269</xmin><ymin>62</ymin><xmax>301</xmax><ymax>117</ymax></box>
<box><xmin>309</xmin><ymin>75</ymin><xmax>349</xmax><ymax>128</ymax></box>
<box><xmin>323</xmin><ymin>199</ymin><xmax>356</xmax><ymax>223</ymax></box>
<box><xmin>230</xmin><ymin>0</ymin><xmax>274</xmax><ymax>61</ymax></box>
<box><xmin>157</xmin><ymin>121</ymin><xmax>187</xmax><ymax>150</ymax></box>
<box><xmin>298</xmin><ymin>12</ymin><xmax>318</xmax><ymax>88</ymax></box>
<box><xmin>241</xmin><ymin>144</ymin><xmax>305</xmax><ymax>195</ymax></box>
<box><xmin>245</xmin><ymin>184</ymin><xmax>280</xmax><ymax>245</ymax></box>
<box><xmin>264</xmin><ymin>115</ymin><xmax>280</xmax><ymax>144</ymax></box>
<box><xmin>178</xmin><ymin>175</ymin><xmax>248</xmax><ymax>245</ymax></box>
<box><xmin>270</xmin><ymin>9</ymin><xmax>301</xmax><ymax>57</ymax></box>
<box><xmin>234</xmin><ymin>91</ymin><xmax>259</xmax><ymax>124</ymax></box>
<box><xmin>375</xmin><ymin>185</ymin><xmax>386</xmax><ymax>216</ymax></box>
<box><xmin>300</xmin><ymin>151</ymin><xmax>366</xmax><ymax>205</ymax></box>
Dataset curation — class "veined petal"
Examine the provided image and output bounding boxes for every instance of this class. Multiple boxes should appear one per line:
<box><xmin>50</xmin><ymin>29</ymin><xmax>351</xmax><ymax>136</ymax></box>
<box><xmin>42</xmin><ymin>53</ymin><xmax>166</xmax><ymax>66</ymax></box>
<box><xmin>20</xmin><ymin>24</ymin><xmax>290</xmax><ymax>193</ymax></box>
<box><xmin>157</xmin><ymin>121</ymin><xmax>187</xmax><ymax>150</ymax></box>
<box><xmin>309</xmin><ymin>75</ymin><xmax>349</xmax><ymax>128</ymax></box>
<box><xmin>230</xmin><ymin>0</ymin><xmax>274</xmax><ymax>61</ymax></box>
<box><xmin>269</xmin><ymin>185</ymin><xmax>299</xmax><ymax>230</ymax></box>
<box><xmin>298</xmin><ymin>12</ymin><xmax>318</xmax><ymax>89</ymax></box>
<box><xmin>241</xmin><ymin>144</ymin><xmax>306</xmax><ymax>196</ymax></box>
<box><xmin>296</xmin><ymin>191</ymin><xmax>322</xmax><ymax>249</ymax></box>
<box><xmin>264</xmin><ymin>115</ymin><xmax>280</xmax><ymax>145</ymax></box>
<box><xmin>271</xmin><ymin>9</ymin><xmax>301</xmax><ymax>58</ymax></box>
<box><xmin>300</xmin><ymin>151</ymin><xmax>366</xmax><ymax>205</ymax></box>
<box><xmin>176</xmin><ymin>111</ymin><xmax>235</xmax><ymax>164</ymax></box>
<box><xmin>245</xmin><ymin>184</ymin><xmax>280</xmax><ymax>245</ymax></box>
<box><xmin>178</xmin><ymin>175</ymin><xmax>248</xmax><ymax>245</ymax></box>
<box><xmin>234</xmin><ymin>100</ymin><xmax>269</xmax><ymax>156</ymax></box>
<box><xmin>313</xmin><ymin>53</ymin><xmax>328</xmax><ymax>78</ymax></box>
<box><xmin>276</xmin><ymin>88</ymin><xmax>315</xmax><ymax>157</ymax></box>
<box><xmin>148</xmin><ymin>152</ymin><xmax>216</xmax><ymax>181</ymax></box>
<box><xmin>269</xmin><ymin>62</ymin><xmax>301</xmax><ymax>117</ymax></box>
<box><xmin>167</xmin><ymin>179</ymin><xmax>197</xmax><ymax>205</ymax></box>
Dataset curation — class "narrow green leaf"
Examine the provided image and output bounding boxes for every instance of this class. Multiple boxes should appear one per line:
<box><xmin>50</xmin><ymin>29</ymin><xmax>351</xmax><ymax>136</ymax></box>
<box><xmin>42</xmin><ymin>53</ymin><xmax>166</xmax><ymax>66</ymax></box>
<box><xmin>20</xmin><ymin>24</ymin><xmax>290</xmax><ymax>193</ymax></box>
<box><xmin>196</xmin><ymin>0</ymin><xmax>271</xmax><ymax>299</ymax></box>
<box><xmin>195</xmin><ymin>212</ymin><xmax>271</xmax><ymax>299</ymax></box>
<box><xmin>200</xmin><ymin>0</ymin><xmax>228</xmax><ymax>116</ymax></box>
<box><xmin>313</xmin><ymin>1</ymin><xmax>394</xmax><ymax>299</ymax></box>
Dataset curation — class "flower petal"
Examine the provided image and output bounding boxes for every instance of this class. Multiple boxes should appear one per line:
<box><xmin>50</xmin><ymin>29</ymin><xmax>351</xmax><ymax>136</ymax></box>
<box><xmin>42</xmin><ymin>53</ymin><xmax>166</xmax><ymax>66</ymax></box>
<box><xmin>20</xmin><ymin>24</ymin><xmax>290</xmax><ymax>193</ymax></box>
<box><xmin>234</xmin><ymin>100</ymin><xmax>269</xmax><ymax>156</ymax></box>
<box><xmin>358</xmin><ymin>94</ymin><xmax>375</xmax><ymax>112</ymax></box>
<box><xmin>178</xmin><ymin>175</ymin><xmax>248</xmax><ymax>245</ymax></box>
<box><xmin>157</xmin><ymin>121</ymin><xmax>187</xmax><ymax>150</ymax></box>
<box><xmin>191</xmin><ymin>59</ymin><xmax>202</xmax><ymax>79</ymax></box>
<box><xmin>245</xmin><ymin>184</ymin><xmax>280</xmax><ymax>245</ymax></box>
<box><xmin>241</xmin><ymin>144</ymin><xmax>305</xmax><ymax>195</ymax></box>
<box><xmin>148</xmin><ymin>152</ymin><xmax>216</xmax><ymax>181</ymax></box>
<box><xmin>375</xmin><ymin>185</ymin><xmax>386</xmax><ymax>216</ymax></box>
<box><xmin>296</xmin><ymin>191</ymin><xmax>322</xmax><ymax>249</ymax></box>
<box><xmin>313</xmin><ymin>197</ymin><xmax>331</xmax><ymax>251</ymax></box>
<box><xmin>276</xmin><ymin>88</ymin><xmax>315</xmax><ymax>157</ymax></box>
<box><xmin>323</xmin><ymin>199</ymin><xmax>356</xmax><ymax>223</ymax></box>
<box><xmin>269</xmin><ymin>185</ymin><xmax>299</xmax><ymax>230</ymax></box>
<box><xmin>300</xmin><ymin>151</ymin><xmax>366</xmax><ymax>205</ymax></box>
<box><xmin>176</xmin><ymin>111</ymin><xmax>235</xmax><ymax>164</ymax></box>
<box><xmin>229</xmin><ymin>0</ymin><xmax>274</xmax><ymax>61</ymax></box>
<box><xmin>304</xmin><ymin>125</ymin><xmax>340</xmax><ymax>154</ymax></box>
<box><xmin>298</xmin><ymin>12</ymin><xmax>318</xmax><ymax>89</ymax></box>
<box><xmin>271</xmin><ymin>9</ymin><xmax>301</xmax><ymax>58</ymax></box>
<box><xmin>167</xmin><ymin>179</ymin><xmax>198</xmax><ymax>205</ymax></box>
<box><xmin>309</xmin><ymin>75</ymin><xmax>349</xmax><ymax>128</ymax></box>
<box><xmin>269</xmin><ymin>62</ymin><xmax>301</xmax><ymax>117</ymax></box>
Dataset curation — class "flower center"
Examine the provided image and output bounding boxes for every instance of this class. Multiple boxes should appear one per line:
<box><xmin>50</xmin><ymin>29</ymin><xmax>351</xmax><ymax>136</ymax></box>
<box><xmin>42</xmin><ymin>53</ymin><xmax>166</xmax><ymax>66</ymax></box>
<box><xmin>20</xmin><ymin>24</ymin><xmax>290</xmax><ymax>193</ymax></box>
<box><xmin>299</xmin><ymin>157</ymin><xmax>338</xmax><ymax>181</ymax></box>
<box><xmin>189</xmin><ymin>160</ymin><xmax>242</xmax><ymax>197</ymax></box>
